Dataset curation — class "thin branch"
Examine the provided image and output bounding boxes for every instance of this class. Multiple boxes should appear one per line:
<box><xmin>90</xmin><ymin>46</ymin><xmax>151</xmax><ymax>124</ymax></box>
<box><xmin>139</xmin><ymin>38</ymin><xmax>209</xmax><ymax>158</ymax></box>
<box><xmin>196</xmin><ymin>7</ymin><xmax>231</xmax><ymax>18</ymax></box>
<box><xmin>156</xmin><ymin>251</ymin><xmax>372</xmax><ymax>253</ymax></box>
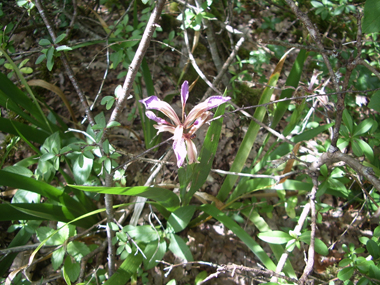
<box><xmin>34</xmin><ymin>0</ymin><xmax>96</xmax><ymax>126</ymax></box>
<box><xmin>106</xmin><ymin>0</ymin><xmax>166</xmax><ymax>125</ymax></box>
<box><xmin>202</xmin><ymin>36</ymin><xmax>245</xmax><ymax>100</ymax></box>
<box><xmin>284</xmin><ymin>0</ymin><xmax>340</xmax><ymax>93</ymax></box>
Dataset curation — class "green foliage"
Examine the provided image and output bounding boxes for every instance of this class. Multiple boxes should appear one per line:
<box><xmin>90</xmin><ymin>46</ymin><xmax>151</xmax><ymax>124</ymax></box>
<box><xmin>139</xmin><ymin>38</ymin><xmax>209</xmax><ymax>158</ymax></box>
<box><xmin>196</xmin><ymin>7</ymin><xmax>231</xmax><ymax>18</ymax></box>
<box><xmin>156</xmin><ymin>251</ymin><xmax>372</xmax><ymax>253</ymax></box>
<box><xmin>1</xmin><ymin>0</ymin><xmax>380</xmax><ymax>283</ymax></box>
<box><xmin>337</xmin><ymin>228</ymin><xmax>380</xmax><ymax>283</ymax></box>
<box><xmin>36</xmin><ymin>34</ymin><xmax>72</xmax><ymax>71</ymax></box>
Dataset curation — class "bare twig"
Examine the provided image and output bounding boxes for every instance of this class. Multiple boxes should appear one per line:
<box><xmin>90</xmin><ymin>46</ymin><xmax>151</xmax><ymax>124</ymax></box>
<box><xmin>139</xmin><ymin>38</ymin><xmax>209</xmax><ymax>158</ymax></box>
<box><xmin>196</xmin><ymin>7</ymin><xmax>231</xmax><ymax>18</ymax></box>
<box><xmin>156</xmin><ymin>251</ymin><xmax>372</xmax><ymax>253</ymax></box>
<box><xmin>202</xmin><ymin>36</ymin><xmax>245</xmax><ymax>100</ymax></box>
<box><xmin>35</xmin><ymin>0</ymin><xmax>96</xmax><ymax>127</ymax></box>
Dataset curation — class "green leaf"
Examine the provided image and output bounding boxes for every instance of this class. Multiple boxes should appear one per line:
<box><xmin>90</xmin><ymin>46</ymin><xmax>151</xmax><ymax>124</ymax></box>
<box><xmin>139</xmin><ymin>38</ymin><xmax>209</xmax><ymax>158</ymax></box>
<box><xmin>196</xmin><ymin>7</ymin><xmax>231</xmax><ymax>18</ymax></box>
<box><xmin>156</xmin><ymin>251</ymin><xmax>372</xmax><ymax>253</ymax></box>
<box><xmin>143</xmin><ymin>240</ymin><xmax>166</xmax><ymax>269</ymax></box>
<box><xmin>362</xmin><ymin>0</ymin><xmax>380</xmax><ymax>33</ymax></box>
<box><xmin>258</xmin><ymin>231</ymin><xmax>293</xmax><ymax>244</ymax></box>
<box><xmin>39</xmin><ymin>39</ymin><xmax>51</xmax><ymax>46</ymax></box>
<box><xmin>355</xmin><ymin>139</ymin><xmax>374</xmax><ymax>161</ymax></box>
<box><xmin>168</xmin><ymin>233</ymin><xmax>193</xmax><ymax>261</ymax></box>
<box><xmin>69</xmin><ymin>185</ymin><xmax>180</xmax><ymax>211</ymax></box>
<box><xmin>353</xmin><ymin>119</ymin><xmax>374</xmax><ymax>136</ymax></box>
<box><xmin>52</xmin><ymin>247</ymin><xmax>65</xmax><ymax>270</ymax></box>
<box><xmin>123</xmin><ymin>225</ymin><xmax>159</xmax><ymax>243</ymax></box>
<box><xmin>107</xmin><ymin>121</ymin><xmax>120</xmax><ymax>128</ymax></box>
<box><xmin>299</xmin><ymin>231</ymin><xmax>329</xmax><ymax>256</ymax></box>
<box><xmin>103</xmin><ymin>253</ymin><xmax>143</xmax><ymax>285</ymax></box>
<box><xmin>285</xmin><ymin>196</ymin><xmax>297</xmax><ymax>219</ymax></box>
<box><xmin>201</xmin><ymin>204</ymin><xmax>276</xmax><ymax>271</ymax></box>
<box><xmin>218</xmin><ymin>51</ymin><xmax>290</xmax><ymax>202</ymax></box>
<box><xmin>67</xmin><ymin>241</ymin><xmax>91</xmax><ymax>263</ymax></box>
<box><xmin>63</xmin><ymin>256</ymin><xmax>80</xmax><ymax>282</ymax></box>
<box><xmin>366</xmin><ymin>239</ymin><xmax>380</xmax><ymax>259</ymax></box>
<box><xmin>185</xmin><ymin>102</ymin><xmax>226</xmax><ymax>204</ymax></box>
<box><xmin>167</xmin><ymin>205</ymin><xmax>196</xmax><ymax>233</ymax></box>
<box><xmin>368</xmin><ymin>90</ymin><xmax>380</xmax><ymax>112</ymax></box>
<box><xmin>73</xmin><ymin>155</ymin><xmax>93</xmax><ymax>184</ymax></box>
<box><xmin>46</xmin><ymin>46</ymin><xmax>55</xmax><ymax>71</ymax></box>
<box><xmin>55</xmin><ymin>33</ymin><xmax>67</xmax><ymax>44</ymax></box>
<box><xmin>338</xmin><ymin>266</ymin><xmax>354</xmax><ymax>281</ymax></box>
<box><xmin>56</xmin><ymin>45</ymin><xmax>72</xmax><ymax>51</ymax></box>
<box><xmin>342</xmin><ymin>109</ymin><xmax>353</xmax><ymax>134</ymax></box>
<box><xmin>36</xmin><ymin>54</ymin><xmax>46</xmax><ymax>65</ymax></box>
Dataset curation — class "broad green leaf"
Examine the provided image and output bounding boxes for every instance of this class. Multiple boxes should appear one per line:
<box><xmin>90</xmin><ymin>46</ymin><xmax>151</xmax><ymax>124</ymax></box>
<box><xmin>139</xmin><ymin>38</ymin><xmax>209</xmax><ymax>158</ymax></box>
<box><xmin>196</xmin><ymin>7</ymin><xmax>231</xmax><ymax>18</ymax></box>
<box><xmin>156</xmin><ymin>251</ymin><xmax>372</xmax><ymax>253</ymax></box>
<box><xmin>168</xmin><ymin>233</ymin><xmax>193</xmax><ymax>261</ymax></box>
<box><xmin>362</xmin><ymin>0</ymin><xmax>380</xmax><ymax>33</ymax></box>
<box><xmin>285</xmin><ymin>196</ymin><xmax>298</xmax><ymax>219</ymax></box>
<box><xmin>39</xmin><ymin>39</ymin><xmax>51</xmax><ymax>46</ymax></box>
<box><xmin>143</xmin><ymin>240</ymin><xmax>166</xmax><ymax>269</ymax></box>
<box><xmin>123</xmin><ymin>225</ymin><xmax>159</xmax><ymax>243</ymax></box>
<box><xmin>338</xmin><ymin>266</ymin><xmax>354</xmax><ymax>281</ymax></box>
<box><xmin>342</xmin><ymin>109</ymin><xmax>353</xmax><ymax>134</ymax></box>
<box><xmin>67</xmin><ymin>241</ymin><xmax>91</xmax><ymax>263</ymax></box>
<box><xmin>352</xmin><ymin>138</ymin><xmax>364</xmax><ymax>157</ymax></box>
<box><xmin>47</xmin><ymin>46</ymin><xmax>55</xmax><ymax>71</ymax></box>
<box><xmin>366</xmin><ymin>239</ymin><xmax>380</xmax><ymax>259</ymax></box>
<box><xmin>69</xmin><ymin>185</ymin><xmax>180</xmax><ymax>211</ymax></box>
<box><xmin>103</xmin><ymin>253</ymin><xmax>143</xmax><ymax>285</ymax></box>
<box><xmin>167</xmin><ymin>205</ymin><xmax>196</xmax><ymax>233</ymax></box>
<box><xmin>54</xmin><ymin>33</ymin><xmax>66</xmax><ymax>44</ymax></box>
<box><xmin>73</xmin><ymin>154</ymin><xmax>93</xmax><ymax>184</ymax></box>
<box><xmin>52</xmin><ymin>247</ymin><xmax>65</xmax><ymax>270</ymax></box>
<box><xmin>353</xmin><ymin>119</ymin><xmax>374</xmax><ymax>136</ymax></box>
<box><xmin>368</xmin><ymin>90</ymin><xmax>380</xmax><ymax>112</ymax></box>
<box><xmin>56</xmin><ymin>45</ymin><xmax>72</xmax><ymax>51</ymax></box>
<box><xmin>299</xmin><ymin>231</ymin><xmax>329</xmax><ymax>256</ymax></box>
<box><xmin>355</xmin><ymin>138</ymin><xmax>374</xmax><ymax>162</ymax></box>
<box><xmin>258</xmin><ymin>231</ymin><xmax>293</xmax><ymax>244</ymax></box>
<box><xmin>201</xmin><ymin>204</ymin><xmax>276</xmax><ymax>271</ymax></box>
<box><xmin>63</xmin><ymin>257</ymin><xmax>80</xmax><ymax>282</ymax></box>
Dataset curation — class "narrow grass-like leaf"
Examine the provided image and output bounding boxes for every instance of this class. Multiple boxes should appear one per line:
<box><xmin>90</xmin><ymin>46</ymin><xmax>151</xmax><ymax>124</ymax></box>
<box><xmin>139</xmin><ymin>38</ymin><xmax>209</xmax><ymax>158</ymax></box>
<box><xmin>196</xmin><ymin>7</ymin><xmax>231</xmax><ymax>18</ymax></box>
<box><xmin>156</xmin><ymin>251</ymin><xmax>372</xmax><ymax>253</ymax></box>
<box><xmin>139</xmin><ymin>59</ymin><xmax>160</xmax><ymax>149</ymax></box>
<box><xmin>69</xmin><ymin>185</ymin><xmax>180</xmax><ymax>211</ymax></box>
<box><xmin>0</xmin><ymin>203</ymin><xmax>93</xmax><ymax>228</ymax></box>
<box><xmin>0</xmin><ymin>53</ymin><xmax>53</xmax><ymax>133</ymax></box>
<box><xmin>0</xmin><ymin>171</ymin><xmax>96</xmax><ymax>223</ymax></box>
<box><xmin>272</xmin><ymin>49</ymin><xmax>307</xmax><ymax>128</ymax></box>
<box><xmin>242</xmin><ymin>209</ymin><xmax>296</xmax><ymax>278</ymax></box>
<box><xmin>201</xmin><ymin>204</ymin><xmax>276</xmax><ymax>271</ymax></box>
<box><xmin>184</xmin><ymin>102</ymin><xmax>226</xmax><ymax>204</ymax></box>
<box><xmin>0</xmin><ymin>222</ymin><xmax>41</xmax><ymax>276</ymax></box>
<box><xmin>217</xmin><ymin>51</ymin><xmax>290</xmax><ymax>202</ymax></box>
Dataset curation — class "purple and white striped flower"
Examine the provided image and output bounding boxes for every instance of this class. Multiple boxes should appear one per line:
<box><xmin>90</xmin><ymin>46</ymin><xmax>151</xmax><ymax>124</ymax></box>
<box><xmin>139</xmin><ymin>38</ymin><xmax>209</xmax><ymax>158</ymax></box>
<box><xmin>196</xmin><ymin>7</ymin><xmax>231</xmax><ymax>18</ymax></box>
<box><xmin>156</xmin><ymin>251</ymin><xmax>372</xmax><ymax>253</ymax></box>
<box><xmin>140</xmin><ymin>81</ymin><xmax>230</xmax><ymax>167</ymax></box>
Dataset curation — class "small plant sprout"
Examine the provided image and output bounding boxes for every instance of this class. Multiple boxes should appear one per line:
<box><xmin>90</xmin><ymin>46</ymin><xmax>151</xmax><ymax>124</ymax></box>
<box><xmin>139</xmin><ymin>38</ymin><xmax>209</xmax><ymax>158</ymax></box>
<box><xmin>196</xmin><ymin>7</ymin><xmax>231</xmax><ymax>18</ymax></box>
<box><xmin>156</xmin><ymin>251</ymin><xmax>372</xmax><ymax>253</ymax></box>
<box><xmin>140</xmin><ymin>81</ymin><xmax>230</xmax><ymax>167</ymax></box>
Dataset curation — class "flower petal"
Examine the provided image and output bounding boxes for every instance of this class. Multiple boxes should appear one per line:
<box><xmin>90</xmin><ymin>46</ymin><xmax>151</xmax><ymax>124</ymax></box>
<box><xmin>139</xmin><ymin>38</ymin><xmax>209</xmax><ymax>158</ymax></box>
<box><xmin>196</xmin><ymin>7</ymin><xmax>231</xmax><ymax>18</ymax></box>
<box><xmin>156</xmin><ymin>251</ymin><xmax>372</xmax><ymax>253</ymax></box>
<box><xmin>153</xmin><ymin>124</ymin><xmax>176</xmax><ymax>134</ymax></box>
<box><xmin>185</xmin><ymin>138</ymin><xmax>198</xmax><ymax>164</ymax></box>
<box><xmin>181</xmin><ymin>81</ymin><xmax>189</xmax><ymax>121</ymax></box>
<box><xmin>140</xmin><ymin>96</ymin><xmax>181</xmax><ymax>125</ymax></box>
<box><xmin>188</xmin><ymin>111</ymin><xmax>213</xmax><ymax>134</ymax></box>
<box><xmin>173</xmin><ymin>125</ymin><xmax>186</xmax><ymax>167</ymax></box>
<box><xmin>145</xmin><ymin>111</ymin><xmax>170</xmax><ymax>125</ymax></box>
<box><xmin>184</xmin><ymin>96</ymin><xmax>230</xmax><ymax>127</ymax></box>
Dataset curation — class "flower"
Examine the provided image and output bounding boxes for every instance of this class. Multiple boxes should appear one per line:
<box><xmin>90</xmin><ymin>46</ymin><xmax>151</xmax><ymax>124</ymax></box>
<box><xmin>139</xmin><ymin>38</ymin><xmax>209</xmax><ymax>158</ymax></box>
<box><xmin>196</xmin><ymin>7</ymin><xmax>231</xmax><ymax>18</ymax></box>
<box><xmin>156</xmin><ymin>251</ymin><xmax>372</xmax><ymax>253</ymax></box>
<box><xmin>140</xmin><ymin>81</ymin><xmax>230</xmax><ymax>167</ymax></box>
